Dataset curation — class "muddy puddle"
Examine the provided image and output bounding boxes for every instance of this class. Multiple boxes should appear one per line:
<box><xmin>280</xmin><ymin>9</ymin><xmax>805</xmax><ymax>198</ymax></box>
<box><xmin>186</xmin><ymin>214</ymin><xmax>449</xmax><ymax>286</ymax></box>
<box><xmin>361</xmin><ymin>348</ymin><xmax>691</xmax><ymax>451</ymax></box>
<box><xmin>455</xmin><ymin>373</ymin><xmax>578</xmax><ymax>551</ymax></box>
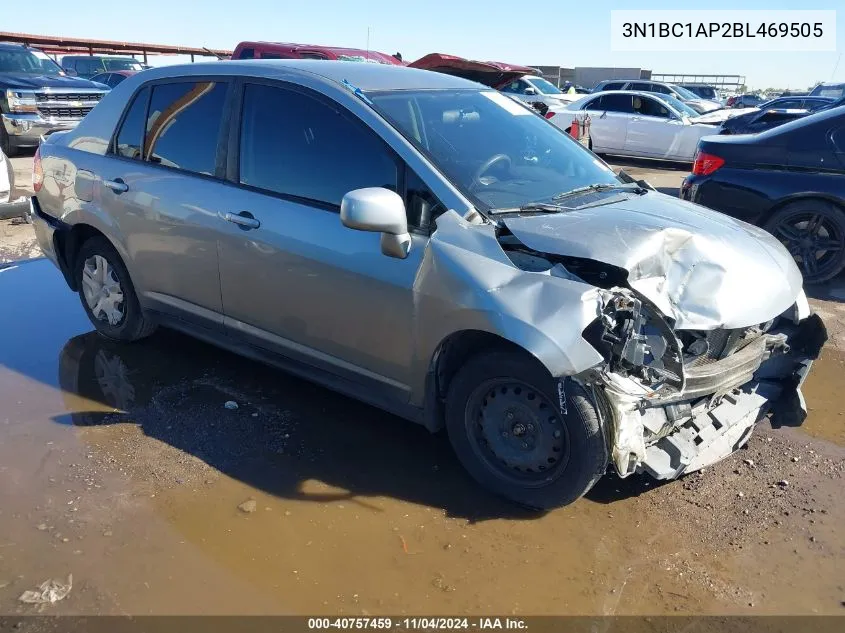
<box><xmin>800</xmin><ymin>348</ymin><xmax>845</xmax><ymax>446</ymax></box>
<box><xmin>0</xmin><ymin>260</ymin><xmax>842</xmax><ymax>616</ymax></box>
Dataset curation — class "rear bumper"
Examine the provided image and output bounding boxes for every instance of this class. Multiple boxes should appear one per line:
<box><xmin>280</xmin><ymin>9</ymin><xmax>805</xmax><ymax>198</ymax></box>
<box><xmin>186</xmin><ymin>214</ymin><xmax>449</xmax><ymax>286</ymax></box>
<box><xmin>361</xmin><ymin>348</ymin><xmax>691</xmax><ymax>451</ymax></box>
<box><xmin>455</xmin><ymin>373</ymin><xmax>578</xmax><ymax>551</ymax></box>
<box><xmin>30</xmin><ymin>197</ymin><xmax>60</xmax><ymax>267</ymax></box>
<box><xmin>2</xmin><ymin>113</ymin><xmax>81</xmax><ymax>148</ymax></box>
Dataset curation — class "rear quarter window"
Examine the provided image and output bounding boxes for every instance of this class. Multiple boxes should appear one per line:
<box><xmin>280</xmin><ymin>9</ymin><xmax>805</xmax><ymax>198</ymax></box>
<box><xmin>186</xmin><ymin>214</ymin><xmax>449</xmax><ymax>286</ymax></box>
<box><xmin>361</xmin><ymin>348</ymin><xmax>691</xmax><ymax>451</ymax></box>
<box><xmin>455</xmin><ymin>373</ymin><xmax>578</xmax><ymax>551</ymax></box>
<box><xmin>114</xmin><ymin>87</ymin><xmax>149</xmax><ymax>159</ymax></box>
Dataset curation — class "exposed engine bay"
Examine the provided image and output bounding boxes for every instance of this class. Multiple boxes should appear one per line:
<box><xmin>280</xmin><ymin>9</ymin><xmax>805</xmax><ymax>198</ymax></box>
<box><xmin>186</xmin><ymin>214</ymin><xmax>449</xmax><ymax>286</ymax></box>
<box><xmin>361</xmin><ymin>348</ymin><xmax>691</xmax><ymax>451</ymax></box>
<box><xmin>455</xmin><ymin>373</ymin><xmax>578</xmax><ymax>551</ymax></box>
<box><xmin>498</xmin><ymin>230</ymin><xmax>828</xmax><ymax>480</ymax></box>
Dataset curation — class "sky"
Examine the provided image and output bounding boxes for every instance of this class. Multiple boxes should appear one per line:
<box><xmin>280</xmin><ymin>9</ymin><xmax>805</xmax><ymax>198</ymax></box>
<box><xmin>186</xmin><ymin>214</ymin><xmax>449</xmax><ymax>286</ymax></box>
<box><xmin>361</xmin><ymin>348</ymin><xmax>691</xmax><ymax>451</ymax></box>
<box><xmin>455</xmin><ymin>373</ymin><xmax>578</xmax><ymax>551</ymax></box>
<box><xmin>4</xmin><ymin>0</ymin><xmax>843</xmax><ymax>89</ymax></box>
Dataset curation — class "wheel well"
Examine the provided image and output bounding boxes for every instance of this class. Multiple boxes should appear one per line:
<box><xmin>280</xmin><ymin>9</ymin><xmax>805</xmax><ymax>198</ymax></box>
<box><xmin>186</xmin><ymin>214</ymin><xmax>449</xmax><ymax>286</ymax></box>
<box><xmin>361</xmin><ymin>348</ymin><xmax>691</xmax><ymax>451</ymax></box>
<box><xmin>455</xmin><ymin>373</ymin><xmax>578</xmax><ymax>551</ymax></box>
<box><xmin>55</xmin><ymin>224</ymin><xmax>108</xmax><ymax>291</ymax></box>
<box><xmin>423</xmin><ymin>330</ymin><xmax>548</xmax><ymax>432</ymax></box>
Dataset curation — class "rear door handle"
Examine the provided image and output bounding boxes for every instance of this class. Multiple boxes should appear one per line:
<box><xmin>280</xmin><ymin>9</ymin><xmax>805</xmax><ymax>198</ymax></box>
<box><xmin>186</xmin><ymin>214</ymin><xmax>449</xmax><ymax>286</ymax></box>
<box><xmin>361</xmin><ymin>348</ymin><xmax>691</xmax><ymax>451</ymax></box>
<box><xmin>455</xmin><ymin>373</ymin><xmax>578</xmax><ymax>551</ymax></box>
<box><xmin>223</xmin><ymin>211</ymin><xmax>261</xmax><ymax>230</ymax></box>
<box><xmin>104</xmin><ymin>178</ymin><xmax>128</xmax><ymax>194</ymax></box>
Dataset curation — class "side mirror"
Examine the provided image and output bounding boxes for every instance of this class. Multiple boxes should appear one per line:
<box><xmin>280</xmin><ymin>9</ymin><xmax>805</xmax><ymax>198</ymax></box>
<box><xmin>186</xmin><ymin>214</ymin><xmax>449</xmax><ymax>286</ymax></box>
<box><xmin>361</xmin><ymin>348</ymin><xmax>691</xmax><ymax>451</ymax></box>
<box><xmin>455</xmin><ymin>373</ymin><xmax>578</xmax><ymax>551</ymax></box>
<box><xmin>524</xmin><ymin>87</ymin><xmax>537</xmax><ymax>96</ymax></box>
<box><xmin>340</xmin><ymin>187</ymin><xmax>412</xmax><ymax>259</ymax></box>
<box><xmin>63</xmin><ymin>68</ymin><xmax>77</xmax><ymax>76</ymax></box>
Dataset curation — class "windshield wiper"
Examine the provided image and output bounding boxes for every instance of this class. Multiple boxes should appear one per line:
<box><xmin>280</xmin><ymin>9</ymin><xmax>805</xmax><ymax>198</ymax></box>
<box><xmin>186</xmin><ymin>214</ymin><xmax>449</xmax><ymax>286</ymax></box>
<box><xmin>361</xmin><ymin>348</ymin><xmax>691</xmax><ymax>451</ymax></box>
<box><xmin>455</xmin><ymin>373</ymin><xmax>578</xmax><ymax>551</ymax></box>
<box><xmin>517</xmin><ymin>201</ymin><xmax>569</xmax><ymax>213</ymax></box>
<box><xmin>552</xmin><ymin>182</ymin><xmax>645</xmax><ymax>200</ymax></box>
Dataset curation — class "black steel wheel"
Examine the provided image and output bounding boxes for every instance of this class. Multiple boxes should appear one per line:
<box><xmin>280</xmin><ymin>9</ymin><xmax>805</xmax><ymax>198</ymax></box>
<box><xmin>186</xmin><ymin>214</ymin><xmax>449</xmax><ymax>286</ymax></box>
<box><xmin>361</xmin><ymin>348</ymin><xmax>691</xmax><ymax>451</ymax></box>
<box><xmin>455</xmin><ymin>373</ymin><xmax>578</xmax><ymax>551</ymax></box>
<box><xmin>445</xmin><ymin>350</ymin><xmax>608</xmax><ymax>509</ymax></box>
<box><xmin>467</xmin><ymin>378</ymin><xmax>571</xmax><ymax>484</ymax></box>
<box><xmin>765</xmin><ymin>200</ymin><xmax>845</xmax><ymax>284</ymax></box>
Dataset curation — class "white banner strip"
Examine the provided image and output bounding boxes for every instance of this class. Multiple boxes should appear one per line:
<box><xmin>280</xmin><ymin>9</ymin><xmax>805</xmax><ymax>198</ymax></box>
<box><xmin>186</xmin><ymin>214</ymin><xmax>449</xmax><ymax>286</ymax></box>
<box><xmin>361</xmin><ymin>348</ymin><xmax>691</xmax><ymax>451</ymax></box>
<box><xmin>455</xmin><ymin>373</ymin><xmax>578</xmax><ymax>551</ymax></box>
<box><xmin>610</xmin><ymin>10</ymin><xmax>837</xmax><ymax>52</ymax></box>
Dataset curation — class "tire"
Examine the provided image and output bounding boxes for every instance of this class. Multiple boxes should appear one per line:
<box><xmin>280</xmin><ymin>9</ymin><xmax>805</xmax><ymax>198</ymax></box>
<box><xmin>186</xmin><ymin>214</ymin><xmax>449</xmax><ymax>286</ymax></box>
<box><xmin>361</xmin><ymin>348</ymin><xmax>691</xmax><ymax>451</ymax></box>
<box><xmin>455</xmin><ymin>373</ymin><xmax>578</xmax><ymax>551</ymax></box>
<box><xmin>763</xmin><ymin>200</ymin><xmax>845</xmax><ymax>284</ymax></box>
<box><xmin>0</xmin><ymin>126</ymin><xmax>16</xmax><ymax>158</ymax></box>
<box><xmin>445</xmin><ymin>350</ymin><xmax>608</xmax><ymax>509</ymax></box>
<box><xmin>74</xmin><ymin>236</ymin><xmax>157</xmax><ymax>341</ymax></box>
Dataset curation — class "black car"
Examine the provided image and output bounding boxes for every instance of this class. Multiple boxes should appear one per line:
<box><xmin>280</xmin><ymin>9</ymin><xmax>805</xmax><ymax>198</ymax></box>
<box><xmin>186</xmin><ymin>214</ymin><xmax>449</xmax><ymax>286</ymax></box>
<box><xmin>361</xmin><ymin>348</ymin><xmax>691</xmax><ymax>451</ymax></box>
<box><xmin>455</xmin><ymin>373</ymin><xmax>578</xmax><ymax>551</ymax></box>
<box><xmin>681</xmin><ymin>106</ymin><xmax>845</xmax><ymax>283</ymax></box>
<box><xmin>720</xmin><ymin>96</ymin><xmax>835</xmax><ymax>135</ymax></box>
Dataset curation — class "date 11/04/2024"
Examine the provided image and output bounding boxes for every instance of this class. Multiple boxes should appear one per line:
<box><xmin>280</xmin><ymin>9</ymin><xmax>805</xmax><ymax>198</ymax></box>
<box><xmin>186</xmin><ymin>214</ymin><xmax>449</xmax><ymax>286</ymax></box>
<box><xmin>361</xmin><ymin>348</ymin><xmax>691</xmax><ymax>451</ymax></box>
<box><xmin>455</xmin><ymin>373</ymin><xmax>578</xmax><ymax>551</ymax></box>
<box><xmin>622</xmin><ymin>22</ymin><xmax>824</xmax><ymax>39</ymax></box>
<box><xmin>308</xmin><ymin>618</ymin><xmax>528</xmax><ymax>630</ymax></box>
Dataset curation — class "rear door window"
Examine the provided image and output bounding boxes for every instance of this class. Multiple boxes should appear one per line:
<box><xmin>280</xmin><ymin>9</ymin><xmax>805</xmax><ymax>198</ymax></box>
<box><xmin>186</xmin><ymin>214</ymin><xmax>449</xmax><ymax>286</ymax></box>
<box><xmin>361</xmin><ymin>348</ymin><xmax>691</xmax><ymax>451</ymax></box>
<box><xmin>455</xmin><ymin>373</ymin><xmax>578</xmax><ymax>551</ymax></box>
<box><xmin>238</xmin><ymin>83</ymin><xmax>398</xmax><ymax>207</ymax></box>
<box><xmin>144</xmin><ymin>81</ymin><xmax>228</xmax><ymax>175</ymax></box>
<box><xmin>600</xmin><ymin>93</ymin><xmax>634</xmax><ymax>113</ymax></box>
<box><xmin>114</xmin><ymin>86</ymin><xmax>149</xmax><ymax>159</ymax></box>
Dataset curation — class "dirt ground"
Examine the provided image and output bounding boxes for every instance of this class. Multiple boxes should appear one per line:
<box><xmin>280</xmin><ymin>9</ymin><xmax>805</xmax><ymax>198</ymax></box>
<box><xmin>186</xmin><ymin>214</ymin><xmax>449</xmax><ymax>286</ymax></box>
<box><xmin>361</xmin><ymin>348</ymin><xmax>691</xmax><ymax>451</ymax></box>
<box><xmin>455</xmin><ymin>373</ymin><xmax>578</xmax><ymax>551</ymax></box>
<box><xmin>0</xmin><ymin>155</ymin><xmax>842</xmax><ymax>618</ymax></box>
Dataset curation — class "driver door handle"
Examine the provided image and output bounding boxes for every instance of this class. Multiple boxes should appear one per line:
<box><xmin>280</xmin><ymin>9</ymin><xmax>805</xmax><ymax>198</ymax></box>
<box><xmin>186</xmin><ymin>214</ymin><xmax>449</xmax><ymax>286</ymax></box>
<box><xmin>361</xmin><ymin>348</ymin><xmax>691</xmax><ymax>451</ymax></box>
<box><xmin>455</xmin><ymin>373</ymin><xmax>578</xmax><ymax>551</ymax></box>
<box><xmin>104</xmin><ymin>178</ymin><xmax>128</xmax><ymax>194</ymax></box>
<box><xmin>223</xmin><ymin>211</ymin><xmax>261</xmax><ymax>230</ymax></box>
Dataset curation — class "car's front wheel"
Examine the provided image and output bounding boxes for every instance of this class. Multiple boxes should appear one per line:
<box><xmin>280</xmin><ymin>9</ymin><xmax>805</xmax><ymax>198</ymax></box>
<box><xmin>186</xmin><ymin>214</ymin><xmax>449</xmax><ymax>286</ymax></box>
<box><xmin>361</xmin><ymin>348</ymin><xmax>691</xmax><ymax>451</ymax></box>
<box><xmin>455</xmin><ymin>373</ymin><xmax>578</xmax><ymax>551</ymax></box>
<box><xmin>445</xmin><ymin>350</ymin><xmax>608</xmax><ymax>509</ymax></box>
<box><xmin>74</xmin><ymin>236</ymin><xmax>157</xmax><ymax>341</ymax></box>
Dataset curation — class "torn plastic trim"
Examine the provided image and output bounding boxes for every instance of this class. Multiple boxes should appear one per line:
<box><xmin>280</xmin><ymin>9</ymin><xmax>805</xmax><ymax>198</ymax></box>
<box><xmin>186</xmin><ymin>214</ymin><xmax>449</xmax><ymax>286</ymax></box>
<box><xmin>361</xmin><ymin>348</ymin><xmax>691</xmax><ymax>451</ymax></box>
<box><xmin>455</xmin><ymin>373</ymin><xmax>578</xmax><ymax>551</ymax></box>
<box><xmin>601</xmin><ymin>312</ymin><xmax>827</xmax><ymax>479</ymax></box>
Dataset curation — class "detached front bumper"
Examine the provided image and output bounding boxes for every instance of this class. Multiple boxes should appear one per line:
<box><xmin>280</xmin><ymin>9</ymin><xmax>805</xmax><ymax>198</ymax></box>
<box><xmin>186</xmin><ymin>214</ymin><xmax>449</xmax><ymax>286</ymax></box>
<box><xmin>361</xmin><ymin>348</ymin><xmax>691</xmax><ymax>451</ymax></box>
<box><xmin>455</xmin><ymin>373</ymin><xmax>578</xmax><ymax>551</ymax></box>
<box><xmin>607</xmin><ymin>313</ymin><xmax>827</xmax><ymax>480</ymax></box>
<box><xmin>2</xmin><ymin>113</ymin><xmax>81</xmax><ymax>149</ymax></box>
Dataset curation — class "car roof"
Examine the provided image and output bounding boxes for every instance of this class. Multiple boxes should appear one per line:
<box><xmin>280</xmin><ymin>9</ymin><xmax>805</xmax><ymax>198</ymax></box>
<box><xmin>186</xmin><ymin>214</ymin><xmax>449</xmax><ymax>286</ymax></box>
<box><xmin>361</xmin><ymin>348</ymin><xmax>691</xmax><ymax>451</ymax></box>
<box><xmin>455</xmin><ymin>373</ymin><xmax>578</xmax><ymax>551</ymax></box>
<box><xmin>93</xmin><ymin>70</ymin><xmax>137</xmax><ymax>77</ymax></box>
<box><xmin>588</xmin><ymin>89</ymin><xmax>673</xmax><ymax>98</ymax></box>
<box><xmin>0</xmin><ymin>42</ymin><xmax>30</xmax><ymax>51</ymax></box>
<box><xmin>129</xmin><ymin>59</ymin><xmax>481</xmax><ymax>91</ymax></box>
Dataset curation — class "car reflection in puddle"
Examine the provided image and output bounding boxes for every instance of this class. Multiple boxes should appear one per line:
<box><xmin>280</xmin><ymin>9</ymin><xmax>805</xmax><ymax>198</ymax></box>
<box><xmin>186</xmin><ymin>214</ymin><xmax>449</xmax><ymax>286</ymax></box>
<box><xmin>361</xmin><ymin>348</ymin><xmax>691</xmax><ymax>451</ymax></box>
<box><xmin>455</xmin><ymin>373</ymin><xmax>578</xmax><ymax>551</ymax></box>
<box><xmin>55</xmin><ymin>330</ymin><xmax>533</xmax><ymax>520</ymax></box>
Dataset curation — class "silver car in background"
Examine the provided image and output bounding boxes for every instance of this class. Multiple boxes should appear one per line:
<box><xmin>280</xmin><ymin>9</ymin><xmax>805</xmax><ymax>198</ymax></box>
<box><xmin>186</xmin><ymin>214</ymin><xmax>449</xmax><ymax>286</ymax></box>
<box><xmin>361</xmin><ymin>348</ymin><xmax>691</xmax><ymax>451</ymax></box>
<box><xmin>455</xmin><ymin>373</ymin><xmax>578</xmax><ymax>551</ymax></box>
<box><xmin>31</xmin><ymin>61</ymin><xmax>826</xmax><ymax>509</ymax></box>
<box><xmin>592</xmin><ymin>79</ymin><xmax>722</xmax><ymax>114</ymax></box>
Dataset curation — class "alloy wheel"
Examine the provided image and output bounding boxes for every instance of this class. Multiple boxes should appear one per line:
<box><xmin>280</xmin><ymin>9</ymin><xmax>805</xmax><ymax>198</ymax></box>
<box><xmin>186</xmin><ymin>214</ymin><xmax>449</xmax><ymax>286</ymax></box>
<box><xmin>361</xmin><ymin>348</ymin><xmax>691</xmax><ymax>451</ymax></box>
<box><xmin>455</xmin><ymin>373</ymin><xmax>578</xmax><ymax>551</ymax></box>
<box><xmin>772</xmin><ymin>211</ymin><xmax>845</xmax><ymax>282</ymax></box>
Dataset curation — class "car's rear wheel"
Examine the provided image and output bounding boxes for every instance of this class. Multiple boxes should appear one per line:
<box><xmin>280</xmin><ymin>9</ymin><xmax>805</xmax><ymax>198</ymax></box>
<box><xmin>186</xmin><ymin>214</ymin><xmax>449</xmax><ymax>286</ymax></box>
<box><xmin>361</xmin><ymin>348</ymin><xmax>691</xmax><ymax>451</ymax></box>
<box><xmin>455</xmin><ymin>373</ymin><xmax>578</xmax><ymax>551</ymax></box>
<box><xmin>764</xmin><ymin>200</ymin><xmax>845</xmax><ymax>284</ymax></box>
<box><xmin>74</xmin><ymin>236</ymin><xmax>157</xmax><ymax>341</ymax></box>
<box><xmin>445</xmin><ymin>350</ymin><xmax>608</xmax><ymax>509</ymax></box>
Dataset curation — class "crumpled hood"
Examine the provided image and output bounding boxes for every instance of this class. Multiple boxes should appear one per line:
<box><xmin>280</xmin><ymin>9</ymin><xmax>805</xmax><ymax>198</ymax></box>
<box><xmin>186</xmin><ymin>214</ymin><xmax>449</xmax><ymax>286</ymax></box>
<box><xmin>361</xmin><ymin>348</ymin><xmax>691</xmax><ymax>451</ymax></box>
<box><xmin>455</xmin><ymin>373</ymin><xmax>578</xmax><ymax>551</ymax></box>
<box><xmin>501</xmin><ymin>192</ymin><xmax>804</xmax><ymax>330</ymax></box>
<box><xmin>0</xmin><ymin>72</ymin><xmax>104</xmax><ymax>90</ymax></box>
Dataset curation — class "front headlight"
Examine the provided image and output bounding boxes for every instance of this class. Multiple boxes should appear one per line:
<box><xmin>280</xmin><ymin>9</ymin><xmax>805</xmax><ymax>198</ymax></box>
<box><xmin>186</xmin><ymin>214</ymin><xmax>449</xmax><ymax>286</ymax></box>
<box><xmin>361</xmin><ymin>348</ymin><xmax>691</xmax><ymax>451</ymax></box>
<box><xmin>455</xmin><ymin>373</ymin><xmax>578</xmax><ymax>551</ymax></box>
<box><xmin>6</xmin><ymin>90</ymin><xmax>38</xmax><ymax>114</ymax></box>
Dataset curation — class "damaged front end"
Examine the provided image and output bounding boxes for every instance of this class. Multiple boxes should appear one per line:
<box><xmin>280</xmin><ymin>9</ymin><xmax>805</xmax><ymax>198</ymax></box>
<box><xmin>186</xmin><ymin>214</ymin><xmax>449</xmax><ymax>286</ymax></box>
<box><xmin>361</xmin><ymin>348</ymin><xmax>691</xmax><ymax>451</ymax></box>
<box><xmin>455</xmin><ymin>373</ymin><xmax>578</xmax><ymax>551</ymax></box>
<box><xmin>582</xmin><ymin>287</ymin><xmax>827</xmax><ymax>480</ymax></box>
<box><xmin>496</xmin><ymin>226</ymin><xmax>828</xmax><ymax>482</ymax></box>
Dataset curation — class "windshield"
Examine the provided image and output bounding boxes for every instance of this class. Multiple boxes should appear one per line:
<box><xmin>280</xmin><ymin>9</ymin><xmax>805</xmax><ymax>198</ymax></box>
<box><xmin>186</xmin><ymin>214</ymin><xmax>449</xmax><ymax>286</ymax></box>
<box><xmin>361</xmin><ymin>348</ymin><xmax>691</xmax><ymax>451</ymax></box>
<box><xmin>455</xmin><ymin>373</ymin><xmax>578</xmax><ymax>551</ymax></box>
<box><xmin>672</xmin><ymin>85</ymin><xmax>701</xmax><ymax>100</ymax></box>
<box><xmin>0</xmin><ymin>48</ymin><xmax>64</xmax><ymax>75</ymax></box>
<box><xmin>688</xmin><ymin>86</ymin><xmax>715</xmax><ymax>99</ymax></box>
<box><xmin>811</xmin><ymin>84</ymin><xmax>845</xmax><ymax>100</ymax></box>
<box><xmin>369</xmin><ymin>89</ymin><xmax>620</xmax><ymax>212</ymax></box>
<box><xmin>652</xmin><ymin>93</ymin><xmax>700</xmax><ymax>117</ymax></box>
<box><xmin>105</xmin><ymin>58</ymin><xmax>143</xmax><ymax>71</ymax></box>
<box><xmin>526</xmin><ymin>77</ymin><xmax>563</xmax><ymax>95</ymax></box>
